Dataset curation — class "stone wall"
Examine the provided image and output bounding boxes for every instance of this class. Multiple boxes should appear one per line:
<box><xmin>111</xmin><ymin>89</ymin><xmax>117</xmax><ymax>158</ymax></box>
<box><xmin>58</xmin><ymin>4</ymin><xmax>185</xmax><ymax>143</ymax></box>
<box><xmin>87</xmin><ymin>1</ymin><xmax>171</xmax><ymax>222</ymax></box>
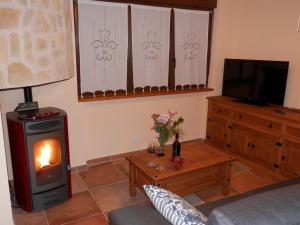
<box><xmin>0</xmin><ymin>0</ymin><xmax>74</xmax><ymax>89</ymax></box>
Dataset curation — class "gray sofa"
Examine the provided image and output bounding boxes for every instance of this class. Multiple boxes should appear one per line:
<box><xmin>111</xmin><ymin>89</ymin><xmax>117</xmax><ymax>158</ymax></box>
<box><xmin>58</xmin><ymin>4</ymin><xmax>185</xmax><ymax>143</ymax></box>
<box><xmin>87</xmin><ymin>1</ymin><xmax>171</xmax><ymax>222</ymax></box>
<box><xmin>109</xmin><ymin>177</ymin><xmax>300</xmax><ymax>225</ymax></box>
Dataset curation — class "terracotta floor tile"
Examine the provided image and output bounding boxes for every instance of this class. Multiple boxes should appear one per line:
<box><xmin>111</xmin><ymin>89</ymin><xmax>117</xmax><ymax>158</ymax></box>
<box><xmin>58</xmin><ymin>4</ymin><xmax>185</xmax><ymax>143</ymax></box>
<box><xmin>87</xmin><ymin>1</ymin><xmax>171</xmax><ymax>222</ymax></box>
<box><xmin>46</xmin><ymin>191</ymin><xmax>100</xmax><ymax>225</ymax></box>
<box><xmin>196</xmin><ymin>186</ymin><xmax>240</xmax><ymax>203</ymax></box>
<box><xmin>87</xmin><ymin>156</ymin><xmax>111</xmax><ymax>167</ymax></box>
<box><xmin>249</xmin><ymin>169</ymin><xmax>279</xmax><ymax>184</ymax></box>
<box><xmin>231</xmin><ymin>161</ymin><xmax>251</xmax><ymax>174</ymax></box>
<box><xmin>13</xmin><ymin>208</ymin><xmax>48</xmax><ymax>225</ymax></box>
<box><xmin>103</xmin><ymin>212</ymin><xmax>109</xmax><ymax>221</ymax></box>
<box><xmin>231</xmin><ymin>171</ymin><xmax>273</xmax><ymax>193</ymax></box>
<box><xmin>237</xmin><ymin>157</ymin><xmax>289</xmax><ymax>182</ymax></box>
<box><xmin>71</xmin><ymin>173</ymin><xmax>88</xmax><ymax>194</ymax></box>
<box><xmin>91</xmin><ymin>181</ymin><xmax>146</xmax><ymax>213</ymax></box>
<box><xmin>64</xmin><ymin>214</ymin><xmax>108</xmax><ymax>225</ymax></box>
<box><xmin>71</xmin><ymin>165</ymin><xmax>88</xmax><ymax>173</ymax></box>
<box><xmin>113</xmin><ymin>159</ymin><xmax>129</xmax><ymax>178</ymax></box>
<box><xmin>79</xmin><ymin>163</ymin><xmax>127</xmax><ymax>188</ymax></box>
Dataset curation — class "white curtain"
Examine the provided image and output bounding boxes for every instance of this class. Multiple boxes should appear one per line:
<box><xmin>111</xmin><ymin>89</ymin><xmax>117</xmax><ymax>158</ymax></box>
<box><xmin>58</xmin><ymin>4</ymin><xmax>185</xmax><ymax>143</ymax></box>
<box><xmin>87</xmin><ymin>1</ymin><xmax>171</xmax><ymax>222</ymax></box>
<box><xmin>78</xmin><ymin>0</ymin><xmax>128</xmax><ymax>93</ymax></box>
<box><xmin>131</xmin><ymin>5</ymin><xmax>171</xmax><ymax>88</ymax></box>
<box><xmin>174</xmin><ymin>9</ymin><xmax>210</xmax><ymax>86</ymax></box>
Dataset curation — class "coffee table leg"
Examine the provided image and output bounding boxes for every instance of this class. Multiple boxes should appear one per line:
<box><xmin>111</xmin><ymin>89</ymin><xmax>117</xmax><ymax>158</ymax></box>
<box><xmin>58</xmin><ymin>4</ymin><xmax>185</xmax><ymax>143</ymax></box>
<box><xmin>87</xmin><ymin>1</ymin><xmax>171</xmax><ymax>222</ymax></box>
<box><xmin>222</xmin><ymin>162</ymin><xmax>232</xmax><ymax>196</ymax></box>
<box><xmin>129</xmin><ymin>162</ymin><xmax>137</xmax><ymax>197</ymax></box>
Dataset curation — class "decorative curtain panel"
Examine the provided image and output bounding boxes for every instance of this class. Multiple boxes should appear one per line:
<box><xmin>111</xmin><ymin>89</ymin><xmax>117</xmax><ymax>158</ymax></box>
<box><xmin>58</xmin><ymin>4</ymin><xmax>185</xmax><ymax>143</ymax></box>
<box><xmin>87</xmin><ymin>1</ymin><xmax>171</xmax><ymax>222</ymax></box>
<box><xmin>131</xmin><ymin>5</ymin><xmax>171</xmax><ymax>88</ymax></box>
<box><xmin>174</xmin><ymin>9</ymin><xmax>210</xmax><ymax>86</ymax></box>
<box><xmin>78</xmin><ymin>0</ymin><xmax>128</xmax><ymax>92</ymax></box>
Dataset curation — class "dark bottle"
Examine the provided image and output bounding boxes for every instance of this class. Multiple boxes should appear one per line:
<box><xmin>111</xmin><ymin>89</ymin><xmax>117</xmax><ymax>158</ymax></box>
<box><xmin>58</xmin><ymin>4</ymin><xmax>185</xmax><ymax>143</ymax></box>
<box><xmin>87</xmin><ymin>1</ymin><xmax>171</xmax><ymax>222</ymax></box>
<box><xmin>172</xmin><ymin>133</ymin><xmax>181</xmax><ymax>158</ymax></box>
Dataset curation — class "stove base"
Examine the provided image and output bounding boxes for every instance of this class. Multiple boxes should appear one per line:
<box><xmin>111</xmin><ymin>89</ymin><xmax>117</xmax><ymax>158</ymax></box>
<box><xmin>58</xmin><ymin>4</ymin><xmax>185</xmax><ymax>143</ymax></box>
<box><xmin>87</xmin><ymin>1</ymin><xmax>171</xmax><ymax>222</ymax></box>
<box><xmin>31</xmin><ymin>184</ymin><xmax>69</xmax><ymax>212</ymax></box>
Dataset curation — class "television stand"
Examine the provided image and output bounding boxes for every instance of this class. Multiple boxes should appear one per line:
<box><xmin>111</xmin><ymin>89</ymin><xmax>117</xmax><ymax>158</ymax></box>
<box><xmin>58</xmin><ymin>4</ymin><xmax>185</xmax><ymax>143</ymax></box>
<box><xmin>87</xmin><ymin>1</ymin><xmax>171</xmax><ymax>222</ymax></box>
<box><xmin>233</xmin><ymin>98</ymin><xmax>268</xmax><ymax>107</ymax></box>
<box><xmin>206</xmin><ymin>96</ymin><xmax>300</xmax><ymax>178</ymax></box>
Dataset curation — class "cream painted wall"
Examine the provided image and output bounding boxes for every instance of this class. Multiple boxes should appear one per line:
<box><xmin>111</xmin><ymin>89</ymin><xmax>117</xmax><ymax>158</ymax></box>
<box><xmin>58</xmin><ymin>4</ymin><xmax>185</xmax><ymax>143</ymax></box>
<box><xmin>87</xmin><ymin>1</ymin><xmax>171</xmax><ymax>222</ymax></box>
<box><xmin>0</xmin><ymin>108</ymin><xmax>14</xmax><ymax>224</ymax></box>
<box><xmin>210</xmin><ymin>0</ymin><xmax>300</xmax><ymax>108</ymax></box>
<box><xmin>0</xmin><ymin>80</ymin><xmax>211</xmax><ymax>178</ymax></box>
<box><xmin>1</xmin><ymin>0</ymin><xmax>300</xmax><ymax>180</ymax></box>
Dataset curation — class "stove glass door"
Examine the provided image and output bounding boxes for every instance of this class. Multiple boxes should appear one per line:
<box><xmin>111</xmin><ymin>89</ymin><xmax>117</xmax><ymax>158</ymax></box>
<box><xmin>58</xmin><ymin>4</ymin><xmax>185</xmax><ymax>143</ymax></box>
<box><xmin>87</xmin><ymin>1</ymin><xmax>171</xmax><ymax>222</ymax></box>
<box><xmin>26</xmin><ymin>118</ymin><xmax>68</xmax><ymax>194</ymax></box>
<box><xmin>33</xmin><ymin>138</ymin><xmax>63</xmax><ymax>186</ymax></box>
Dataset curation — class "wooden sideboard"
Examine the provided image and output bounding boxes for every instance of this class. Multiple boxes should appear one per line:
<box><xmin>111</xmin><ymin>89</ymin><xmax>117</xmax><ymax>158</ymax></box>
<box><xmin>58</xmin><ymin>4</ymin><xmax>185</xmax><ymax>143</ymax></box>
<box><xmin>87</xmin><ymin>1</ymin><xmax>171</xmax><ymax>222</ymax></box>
<box><xmin>206</xmin><ymin>96</ymin><xmax>300</xmax><ymax>177</ymax></box>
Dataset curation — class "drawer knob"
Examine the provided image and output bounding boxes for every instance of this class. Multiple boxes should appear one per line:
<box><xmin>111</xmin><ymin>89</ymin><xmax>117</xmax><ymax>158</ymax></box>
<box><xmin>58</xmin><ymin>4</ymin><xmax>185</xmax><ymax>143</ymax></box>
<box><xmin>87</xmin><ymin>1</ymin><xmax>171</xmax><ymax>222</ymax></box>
<box><xmin>218</xmin><ymin>109</ymin><xmax>222</xmax><ymax>113</ymax></box>
<box><xmin>208</xmin><ymin>118</ymin><xmax>212</xmax><ymax>122</ymax></box>
<box><xmin>252</xmin><ymin>144</ymin><xmax>255</xmax><ymax>149</ymax></box>
<box><xmin>228</xmin><ymin>125</ymin><xmax>233</xmax><ymax>129</ymax></box>
<box><xmin>224</xmin><ymin>133</ymin><xmax>228</xmax><ymax>137</ymax></box>
<box><xmin>277</xmin><ymin>142</ymin><xmax>282</xmax><ymax>147</ymax></box>
<box><xmin>207</xmin><ymin>136</ymin><xmax>210</xmax><ymax>139</ymax></box>
<box><xmin>281</xmin><ymin>156</ymin><xmax>286</xmax><ymax>160</ymax></box>
<box><xmin>268</xmin><ymin>124</ymin><xmax>273</xmax><ymax>129</ymax></box>
<box><xmin>248</xmin><ymin>143</ymin><xmax>251</xmax><ymax>147</ymax></box>
<box><xmin>239</xmin><ymin>115</ymin><xmax>243</xmax><ymax>119</ymax></box>
<box><xmin>273</xmin><ymin>164</ymin><xmax>280</xmax><ymax>169</ymax></box>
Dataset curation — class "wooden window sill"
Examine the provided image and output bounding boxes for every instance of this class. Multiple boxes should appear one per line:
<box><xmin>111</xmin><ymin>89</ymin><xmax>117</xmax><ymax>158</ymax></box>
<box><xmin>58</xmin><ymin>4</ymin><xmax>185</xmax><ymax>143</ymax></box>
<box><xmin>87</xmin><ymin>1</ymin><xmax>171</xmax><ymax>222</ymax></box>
<box><xmin>78</xmin><ymin>87</ymin><xmax>214</xmax><ymax>102</ymax></box>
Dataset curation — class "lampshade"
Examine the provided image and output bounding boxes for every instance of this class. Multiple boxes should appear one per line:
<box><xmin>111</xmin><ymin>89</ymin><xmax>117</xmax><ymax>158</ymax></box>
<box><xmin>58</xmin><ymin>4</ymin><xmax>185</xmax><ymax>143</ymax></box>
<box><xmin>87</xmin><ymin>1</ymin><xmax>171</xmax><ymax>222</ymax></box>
<box><xmin>0</xmin><ymin>0</ymin><xmax>74</xmax><ymax>90</ymax></box>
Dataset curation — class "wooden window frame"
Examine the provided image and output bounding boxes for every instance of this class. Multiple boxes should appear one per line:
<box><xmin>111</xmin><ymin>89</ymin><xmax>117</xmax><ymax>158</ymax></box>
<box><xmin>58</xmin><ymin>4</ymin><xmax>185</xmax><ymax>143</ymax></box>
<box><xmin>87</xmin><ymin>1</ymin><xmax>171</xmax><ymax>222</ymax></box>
<box><xmin>73</xmin><ymin>0</ymin><xmax>216</xmax><ymax>102</ymax></box>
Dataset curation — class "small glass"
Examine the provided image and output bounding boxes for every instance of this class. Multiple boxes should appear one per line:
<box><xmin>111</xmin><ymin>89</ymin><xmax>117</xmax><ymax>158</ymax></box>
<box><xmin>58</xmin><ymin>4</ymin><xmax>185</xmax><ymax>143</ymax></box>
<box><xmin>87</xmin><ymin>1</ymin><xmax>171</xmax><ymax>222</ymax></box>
<box><xmin>157</xmin><ymin>145</ymin><xmax>165</xmax><ymax>157</ymax></box>
<box><xmin>147</xmin><ymin>141</ymin><xmax>157</xmax><ymax>154</ymax></box>
<box><xmin>147</xmin><ymin>142</ymin><xmax>158</xmax><ymax>167</ymax></box>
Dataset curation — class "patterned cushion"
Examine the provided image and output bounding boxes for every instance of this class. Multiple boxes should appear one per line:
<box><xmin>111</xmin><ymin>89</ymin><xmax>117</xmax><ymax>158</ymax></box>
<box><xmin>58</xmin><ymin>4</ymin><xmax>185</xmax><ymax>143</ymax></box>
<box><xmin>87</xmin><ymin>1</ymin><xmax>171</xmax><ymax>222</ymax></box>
<box><xmin>144</xmin><ymin>185</ymin><xmax>207</xmax><ymax>225</ymax></box>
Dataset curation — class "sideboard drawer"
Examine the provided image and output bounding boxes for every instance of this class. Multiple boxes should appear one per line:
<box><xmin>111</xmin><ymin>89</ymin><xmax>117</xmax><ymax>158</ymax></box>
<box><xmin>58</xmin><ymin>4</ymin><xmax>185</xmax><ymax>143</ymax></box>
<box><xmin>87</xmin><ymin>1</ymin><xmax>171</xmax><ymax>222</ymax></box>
<box><xmin>233</xmin><ymin>112</ymin><xmax>281</xmax><ymax>134</ymax></box>
<box><xmin>286</xmin><ymin>126</ymin><xmax>300</xmax><ymax>139</ymax></box>
<box><xmin>210</xmin><ymin>104</ymin><xmax>231</xmax><ymax>119</ymax></box>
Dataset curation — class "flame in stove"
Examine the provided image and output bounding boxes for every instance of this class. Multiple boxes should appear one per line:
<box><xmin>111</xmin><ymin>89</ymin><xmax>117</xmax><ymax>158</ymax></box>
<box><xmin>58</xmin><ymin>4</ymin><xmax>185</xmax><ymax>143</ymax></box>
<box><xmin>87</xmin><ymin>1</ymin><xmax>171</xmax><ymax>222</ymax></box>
<box><xmin>37</xmin><ymin>144</ymin><xmax>52</xmax><ymax>168</ymax></box>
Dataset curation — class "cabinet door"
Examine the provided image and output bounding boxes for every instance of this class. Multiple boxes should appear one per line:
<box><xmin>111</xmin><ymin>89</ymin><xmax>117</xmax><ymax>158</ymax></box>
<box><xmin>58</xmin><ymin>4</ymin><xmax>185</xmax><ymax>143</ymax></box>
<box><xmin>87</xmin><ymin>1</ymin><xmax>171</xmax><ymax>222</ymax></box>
<box><xmin>206</xmin><ymin>117</ymin><xmax>227</xmax><ymax>149</ymax></box>
<box><xmin>247</xmin><ymin>132</ymin><xmax>280</xmax><ymax>170</ymax></box>
<box><xmin>227</xmin><ymin>124</ymin><xmax>248</xmax><ymax>156</ymax></box>
<box><xmin>282</xmin><ymin>141</ymin><xmax>300</xmax><ymax>176</ymax></box>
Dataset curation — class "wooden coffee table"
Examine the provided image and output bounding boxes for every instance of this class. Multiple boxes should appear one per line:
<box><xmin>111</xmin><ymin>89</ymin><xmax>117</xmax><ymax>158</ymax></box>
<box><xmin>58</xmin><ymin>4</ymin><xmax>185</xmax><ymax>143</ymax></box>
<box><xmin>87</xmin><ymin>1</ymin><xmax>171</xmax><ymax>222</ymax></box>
<box><xmin>127</xmin><ymin>142</ymin><xmax>235</xmax><ymax>197</ymax></box>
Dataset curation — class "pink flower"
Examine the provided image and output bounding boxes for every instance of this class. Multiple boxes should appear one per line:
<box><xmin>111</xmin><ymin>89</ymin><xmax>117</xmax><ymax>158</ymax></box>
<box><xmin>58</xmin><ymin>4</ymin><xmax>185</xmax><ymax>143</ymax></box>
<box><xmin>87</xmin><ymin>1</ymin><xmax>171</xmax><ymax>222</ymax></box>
<box><xmin>158</xmin><ymin>114</ymin><xmax>169</xmax><ymax>124</ymax></box>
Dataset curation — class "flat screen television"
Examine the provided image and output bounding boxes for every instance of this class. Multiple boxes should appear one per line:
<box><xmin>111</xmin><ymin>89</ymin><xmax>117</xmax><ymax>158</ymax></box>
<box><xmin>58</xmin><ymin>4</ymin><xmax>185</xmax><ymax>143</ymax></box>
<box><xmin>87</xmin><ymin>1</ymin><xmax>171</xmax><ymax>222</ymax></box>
<box><xmin>222</xmin><ymin>59</ymin><xmax>289</xmax><ymax>106</ymax></box>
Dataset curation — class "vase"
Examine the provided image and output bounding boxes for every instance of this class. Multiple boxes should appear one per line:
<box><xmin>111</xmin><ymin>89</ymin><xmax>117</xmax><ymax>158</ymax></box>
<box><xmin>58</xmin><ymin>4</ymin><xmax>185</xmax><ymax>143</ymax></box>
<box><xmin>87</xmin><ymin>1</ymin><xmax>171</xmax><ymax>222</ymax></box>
<box><xmin>157</xmin><ymin>144</ymin><xmax>165</xmax><ymax>157</ymax></box>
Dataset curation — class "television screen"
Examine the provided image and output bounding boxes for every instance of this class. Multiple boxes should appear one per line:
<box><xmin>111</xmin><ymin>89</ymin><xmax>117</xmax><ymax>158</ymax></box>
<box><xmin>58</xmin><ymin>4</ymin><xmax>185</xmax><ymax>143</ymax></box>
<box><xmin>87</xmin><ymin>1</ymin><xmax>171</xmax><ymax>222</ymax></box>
<box><xmin>222</xmin><ymin>59</ymin><xmax>289</xmax><ymax>106</ymax></box>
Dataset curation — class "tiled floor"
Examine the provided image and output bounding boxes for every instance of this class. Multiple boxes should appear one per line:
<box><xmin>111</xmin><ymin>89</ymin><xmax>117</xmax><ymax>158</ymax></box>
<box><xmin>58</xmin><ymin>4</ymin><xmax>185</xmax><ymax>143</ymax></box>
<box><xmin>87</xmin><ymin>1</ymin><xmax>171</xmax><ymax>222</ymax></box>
<box><xmin>12</xmin><ymin>158</ymin><xmax>288</xmax><ymax>225</ymax></box>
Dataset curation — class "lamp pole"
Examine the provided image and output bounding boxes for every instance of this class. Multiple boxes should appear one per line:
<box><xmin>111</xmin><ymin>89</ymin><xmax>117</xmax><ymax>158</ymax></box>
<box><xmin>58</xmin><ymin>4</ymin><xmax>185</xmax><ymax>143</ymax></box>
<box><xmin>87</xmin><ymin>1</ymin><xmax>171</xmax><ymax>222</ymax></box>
<box><xmin>23</xmin><ymin>87</ymin><xmax>33</xmax><ymax>103</ymax></box>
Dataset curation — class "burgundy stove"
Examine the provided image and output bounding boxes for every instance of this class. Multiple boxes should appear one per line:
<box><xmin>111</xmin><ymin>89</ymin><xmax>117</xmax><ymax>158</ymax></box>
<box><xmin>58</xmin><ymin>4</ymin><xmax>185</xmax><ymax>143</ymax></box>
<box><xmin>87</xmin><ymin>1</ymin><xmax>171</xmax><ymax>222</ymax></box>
<box><xmin>7</xmin><ymin>107</ymin><xmax>71</xmax><ymax>212</ymax></box>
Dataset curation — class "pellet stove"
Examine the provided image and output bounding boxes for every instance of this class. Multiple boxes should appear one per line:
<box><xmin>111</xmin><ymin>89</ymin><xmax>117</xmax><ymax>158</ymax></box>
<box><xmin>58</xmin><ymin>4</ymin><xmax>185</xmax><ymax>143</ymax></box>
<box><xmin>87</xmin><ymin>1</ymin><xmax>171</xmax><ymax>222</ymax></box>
<box><xmin>7</xmin><ymin>107</ymin><xmax>71</xmax><ymax>212</ymax></box>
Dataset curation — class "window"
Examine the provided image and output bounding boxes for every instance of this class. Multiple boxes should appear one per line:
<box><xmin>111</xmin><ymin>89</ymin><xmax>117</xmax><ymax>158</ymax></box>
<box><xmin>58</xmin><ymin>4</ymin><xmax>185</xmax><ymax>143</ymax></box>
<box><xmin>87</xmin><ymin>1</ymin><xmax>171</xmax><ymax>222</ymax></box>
<box><xmin>131</xmin><ymin>5</ymin><xmax>171</xmax><ymax>89</ymax></box>
<box><xmin>74</xmin><ymin>0</ymin><xmax>214</xmax><ymax>101</ymax></box>
<box><xmin>174</xmin><ymin>9</ymin><xmax>210</xmax><ymax>86</ymax></box>
<box><xmin>78</xmin><ymin>1</ymin><xmax>128</xmax><ymax>93</ymax></box>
